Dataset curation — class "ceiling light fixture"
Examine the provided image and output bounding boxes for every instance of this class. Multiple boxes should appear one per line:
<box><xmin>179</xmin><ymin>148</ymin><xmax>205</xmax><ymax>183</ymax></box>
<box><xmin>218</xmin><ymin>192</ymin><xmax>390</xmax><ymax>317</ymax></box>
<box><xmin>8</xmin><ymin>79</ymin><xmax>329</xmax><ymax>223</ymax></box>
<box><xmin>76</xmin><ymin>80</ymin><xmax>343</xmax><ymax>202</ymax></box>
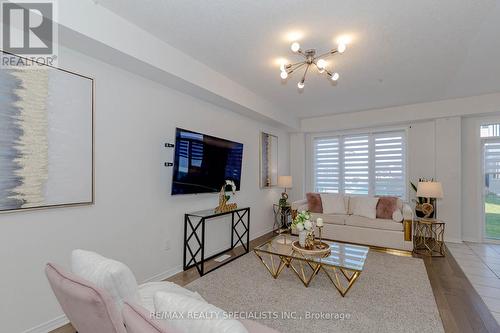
<box><xmin>279</xmin><ymin>41</ymin><xmax>347</xmax><ymax>89</ymax></box>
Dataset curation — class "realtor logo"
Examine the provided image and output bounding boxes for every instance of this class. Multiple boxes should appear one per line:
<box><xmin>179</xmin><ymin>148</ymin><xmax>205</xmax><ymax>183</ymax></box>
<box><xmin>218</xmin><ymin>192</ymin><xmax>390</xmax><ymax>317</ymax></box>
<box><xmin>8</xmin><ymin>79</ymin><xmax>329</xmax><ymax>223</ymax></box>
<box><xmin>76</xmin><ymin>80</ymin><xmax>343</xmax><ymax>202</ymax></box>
<box><xmin>1</xmin><ymin>0</ymin><xmax>58</xmax><ymax>66</ymax></box>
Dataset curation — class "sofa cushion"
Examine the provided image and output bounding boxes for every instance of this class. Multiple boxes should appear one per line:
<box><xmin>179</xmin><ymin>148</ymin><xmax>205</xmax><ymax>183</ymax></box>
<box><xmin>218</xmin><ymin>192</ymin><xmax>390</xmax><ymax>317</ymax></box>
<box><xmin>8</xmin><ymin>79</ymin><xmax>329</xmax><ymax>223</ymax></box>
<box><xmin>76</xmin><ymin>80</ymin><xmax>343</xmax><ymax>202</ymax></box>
<box><xmin>320</xmin><ymin>193</ymin><xmax>347</xmax><ymax>215</ymax></box>
<box><xmin>310</xmin><ymin>212</ymin><xmax>346</xmax><ymax>226</ymax></box>
<box><xmin>349</xmin><ymin>196</ymin><xmax>379</xmax><ymax>219</ymax></box>
<box><xmin>376</xmin><ymin>196</ymin><xmax>399</xmax><ymax>219</ymax></box>
<box><xmin>346</xmin><ymin>215</ymin><xmax>403</xmax><ymax>232</ymax></box>
<box><xmin>71</xmin><ymin>250</ymin><xmax>141</xmax><ymax>311</ymax></box>
<box><xmin>138</xmin><ymin>281</ymin><xmax>206</xmax><ymax>312</ymax></box>
<box><xmin>306</xmin><ymin>193</ymin><xmax>323</xmax><ymax>213</ymax></box>
<box><xmin>154</xmin><ymin>292</ymin><xmax>248</xmax><ymax>333</ymax></box>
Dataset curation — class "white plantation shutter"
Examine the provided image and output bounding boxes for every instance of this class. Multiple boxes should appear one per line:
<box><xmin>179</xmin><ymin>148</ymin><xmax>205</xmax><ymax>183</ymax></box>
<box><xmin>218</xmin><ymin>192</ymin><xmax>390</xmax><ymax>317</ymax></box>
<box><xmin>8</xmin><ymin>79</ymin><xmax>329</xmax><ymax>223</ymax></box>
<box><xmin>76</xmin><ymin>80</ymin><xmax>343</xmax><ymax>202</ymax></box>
<box><xmin>374</xmin><ymin>132</ymin><xmax>406</xmax><ymax>197</ymax></box>
<box><xmin>484</xmin><ymin>142</ymin><xmax>500</xmax><ymax>175</ymax></box>
<box><xmin>314</xmin><ymin>137</ymin><xmax>340</xmax><ymax>193</ymax></box>
<box><xmin>343</xmin><ymin>135</ymin><xmax>370</xmax><ymax>195</ymax></box>
<box><xmin>313</xmin><ymin>130</ymin><xmax>407</xmax><ymax>198</ymax></box>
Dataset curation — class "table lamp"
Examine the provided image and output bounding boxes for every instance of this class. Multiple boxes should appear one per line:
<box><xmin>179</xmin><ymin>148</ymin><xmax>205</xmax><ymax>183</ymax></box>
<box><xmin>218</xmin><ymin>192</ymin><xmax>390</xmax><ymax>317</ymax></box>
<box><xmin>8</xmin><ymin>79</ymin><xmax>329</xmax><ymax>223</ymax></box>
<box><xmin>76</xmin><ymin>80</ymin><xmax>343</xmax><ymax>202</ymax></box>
<box><xmin>278</xmin><ymin>176</ymin><xmax>292</xmax><ymax>207</ymax></box>
<box><xmin>416</xmin><ymin>181</ymin><xmax>443</xmax><ymax>219</ymax></box>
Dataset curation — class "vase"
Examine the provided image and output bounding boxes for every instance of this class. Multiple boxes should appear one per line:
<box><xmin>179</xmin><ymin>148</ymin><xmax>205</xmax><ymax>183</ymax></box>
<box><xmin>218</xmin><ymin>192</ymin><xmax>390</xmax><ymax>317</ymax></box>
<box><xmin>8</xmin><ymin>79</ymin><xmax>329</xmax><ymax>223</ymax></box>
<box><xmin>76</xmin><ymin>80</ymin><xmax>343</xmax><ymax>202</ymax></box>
<box><xmin>299</xmin><ymin>230</ymin><xmax>307</xmax><ymax>247</ymax></box>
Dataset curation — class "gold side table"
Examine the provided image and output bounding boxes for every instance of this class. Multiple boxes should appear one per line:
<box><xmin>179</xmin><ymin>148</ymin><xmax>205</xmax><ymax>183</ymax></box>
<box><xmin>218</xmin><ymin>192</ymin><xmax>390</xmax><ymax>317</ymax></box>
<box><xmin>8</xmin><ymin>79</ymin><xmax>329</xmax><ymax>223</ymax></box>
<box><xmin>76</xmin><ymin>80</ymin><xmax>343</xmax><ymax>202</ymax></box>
<box><xmin>413</xmin><ymin>218</ymin><xmax>446</xmax><ymax>257</ymax></box>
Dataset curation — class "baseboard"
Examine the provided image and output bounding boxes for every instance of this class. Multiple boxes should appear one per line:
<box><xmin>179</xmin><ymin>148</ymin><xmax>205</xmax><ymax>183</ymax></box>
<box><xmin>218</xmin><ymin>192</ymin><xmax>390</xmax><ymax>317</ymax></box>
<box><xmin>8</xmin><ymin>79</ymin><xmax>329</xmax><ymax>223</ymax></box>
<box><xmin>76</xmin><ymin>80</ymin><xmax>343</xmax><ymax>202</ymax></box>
<box><xmin>142</xmin><ymin>264</ymin><xmax>183</xmax><ymax>283</ymax></box>
<box><xmin>444</xmin><ymin>237</ymin><xmax>463</xmax><ymax>244</ymax></box>
<box><xmin>21</xmin><ymin>315</ymin><xmax>69</xmax><ymax>333</ymax></box>
<box><xmin>461</xmin><ymin>237</ymin><xmax>481</xmax><ymax>243</ymax></box>
<box><xmin>32</xmin><ymin>226</ymin><xmax>274</xmax><ymax>333</ymax></box>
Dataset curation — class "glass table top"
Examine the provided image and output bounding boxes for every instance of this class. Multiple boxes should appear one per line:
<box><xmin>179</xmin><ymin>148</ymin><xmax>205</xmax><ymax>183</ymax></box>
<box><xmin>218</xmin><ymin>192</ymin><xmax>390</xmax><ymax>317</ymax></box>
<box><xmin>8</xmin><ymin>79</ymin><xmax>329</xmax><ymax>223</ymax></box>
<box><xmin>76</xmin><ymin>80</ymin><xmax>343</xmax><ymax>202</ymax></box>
<box><xmin>254</xmin><ymin>235</ymin><xmax>370</xmax><ymax>272</ymax></box>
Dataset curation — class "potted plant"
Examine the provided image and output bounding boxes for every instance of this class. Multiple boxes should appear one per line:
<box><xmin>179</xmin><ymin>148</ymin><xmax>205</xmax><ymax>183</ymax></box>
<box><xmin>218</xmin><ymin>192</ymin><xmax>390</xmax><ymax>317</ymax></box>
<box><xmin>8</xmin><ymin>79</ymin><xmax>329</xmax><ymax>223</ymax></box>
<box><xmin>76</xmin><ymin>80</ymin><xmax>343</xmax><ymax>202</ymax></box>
<box><xmin>291</xmin><ymin>210</ymin><xmax>313</xmax><ymax>248</ymax></box>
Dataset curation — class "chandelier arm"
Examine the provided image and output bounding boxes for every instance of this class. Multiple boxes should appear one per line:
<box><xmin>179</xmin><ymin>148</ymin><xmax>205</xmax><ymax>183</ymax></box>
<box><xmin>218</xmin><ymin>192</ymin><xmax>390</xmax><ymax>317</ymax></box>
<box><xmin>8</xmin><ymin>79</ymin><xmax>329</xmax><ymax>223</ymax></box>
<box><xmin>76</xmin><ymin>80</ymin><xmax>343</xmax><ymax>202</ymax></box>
<box><xmin>315</xmin><ymin>50</ymin><xmax>338</xmax><ymax>60</ymax></box>
<box><xmin>287</xmin><ymin>62</ymin><xmax>307</xmax><ymax>74</ymax></box>
<box><xmin>287</xmin><ymin>61</ymin><xmax>307</xmax><ymax>69</ymax></box>
<box><xmin>301</xmin><ymin>63</ymin><xmax>311</xmax><ymax>83</ymax></box>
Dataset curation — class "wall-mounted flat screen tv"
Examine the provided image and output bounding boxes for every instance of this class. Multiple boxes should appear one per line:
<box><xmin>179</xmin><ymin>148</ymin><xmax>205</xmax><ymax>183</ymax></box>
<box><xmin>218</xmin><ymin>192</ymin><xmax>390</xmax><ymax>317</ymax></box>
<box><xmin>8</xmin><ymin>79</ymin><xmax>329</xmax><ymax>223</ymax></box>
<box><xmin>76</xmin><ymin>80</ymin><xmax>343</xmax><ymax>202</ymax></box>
<box><xmin>171</xmin><ymin>128</ymin><xmax>243</xmax><ymax>195</ymax></box>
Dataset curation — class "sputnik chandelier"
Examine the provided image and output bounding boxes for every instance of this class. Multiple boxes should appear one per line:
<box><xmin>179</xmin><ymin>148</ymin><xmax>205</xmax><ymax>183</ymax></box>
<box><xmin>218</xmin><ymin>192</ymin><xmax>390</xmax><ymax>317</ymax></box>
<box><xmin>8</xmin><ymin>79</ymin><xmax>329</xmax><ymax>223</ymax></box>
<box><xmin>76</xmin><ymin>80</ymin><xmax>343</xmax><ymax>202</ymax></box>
<box><xmin>279</xmin><ymin>41</ymin><xmax>347</xmax><ymax>89</ymax></box>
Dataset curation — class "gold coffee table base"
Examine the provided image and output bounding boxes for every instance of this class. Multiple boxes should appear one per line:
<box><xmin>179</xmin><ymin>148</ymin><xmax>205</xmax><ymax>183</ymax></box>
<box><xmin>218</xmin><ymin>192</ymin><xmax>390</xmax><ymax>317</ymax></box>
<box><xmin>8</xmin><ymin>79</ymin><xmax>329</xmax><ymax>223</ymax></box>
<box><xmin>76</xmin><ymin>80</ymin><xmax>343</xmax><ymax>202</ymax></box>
<box><xmin>254</xmin><ymin>244</ymin><xmax>363</xmax><ymax>297</ymax></box>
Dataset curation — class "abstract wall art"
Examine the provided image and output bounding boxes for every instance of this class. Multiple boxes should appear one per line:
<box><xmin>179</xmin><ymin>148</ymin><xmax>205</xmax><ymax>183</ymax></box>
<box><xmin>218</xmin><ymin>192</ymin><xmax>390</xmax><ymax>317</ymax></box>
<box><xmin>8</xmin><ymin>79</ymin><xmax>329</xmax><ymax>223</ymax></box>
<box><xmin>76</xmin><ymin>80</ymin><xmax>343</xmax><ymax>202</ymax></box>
<box><xmin>0</xmin><ymin>51</ymin><xmax>94</xmax><ymax>213</ymax></box>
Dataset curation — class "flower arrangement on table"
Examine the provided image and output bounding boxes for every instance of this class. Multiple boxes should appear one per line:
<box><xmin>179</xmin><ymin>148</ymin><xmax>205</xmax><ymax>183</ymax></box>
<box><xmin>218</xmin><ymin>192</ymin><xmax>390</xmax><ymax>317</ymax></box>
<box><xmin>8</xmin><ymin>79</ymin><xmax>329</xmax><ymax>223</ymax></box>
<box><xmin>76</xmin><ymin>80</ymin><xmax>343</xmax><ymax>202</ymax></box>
<box><xmin>215</xmin><ymin>180</ymin><xmax>238</xmax><ymax>213</ymax></box>
<box><xmin>291</xmin><ymin>210</ymin><xmax>315</xmax><ymax>249</ymax></box>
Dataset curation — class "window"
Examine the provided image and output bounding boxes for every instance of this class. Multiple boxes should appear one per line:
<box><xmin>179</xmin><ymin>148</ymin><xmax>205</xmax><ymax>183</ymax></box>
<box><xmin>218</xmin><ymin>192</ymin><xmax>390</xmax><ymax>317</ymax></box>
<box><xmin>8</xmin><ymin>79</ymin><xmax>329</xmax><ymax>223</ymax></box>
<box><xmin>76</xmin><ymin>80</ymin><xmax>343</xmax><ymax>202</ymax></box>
<box><xmin>481</xmin><ymin>123</ymin><xmax>500</xmax><ymax>138</ymax></box>
<box><xmin>313</xmin><ymin>130</ymin><xmax>406</xmax><ymax>198</ymax></box>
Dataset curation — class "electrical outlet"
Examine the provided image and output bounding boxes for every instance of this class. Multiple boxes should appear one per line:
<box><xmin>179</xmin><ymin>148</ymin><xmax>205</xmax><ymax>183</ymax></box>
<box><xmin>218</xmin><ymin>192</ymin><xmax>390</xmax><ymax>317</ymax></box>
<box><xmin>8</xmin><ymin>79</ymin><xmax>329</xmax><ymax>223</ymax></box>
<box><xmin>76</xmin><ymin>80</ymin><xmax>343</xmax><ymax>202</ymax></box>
<box><xmin>165</xmin><ymin>239</ymin><xmax>171</xmax><ymax>251</ymax></box>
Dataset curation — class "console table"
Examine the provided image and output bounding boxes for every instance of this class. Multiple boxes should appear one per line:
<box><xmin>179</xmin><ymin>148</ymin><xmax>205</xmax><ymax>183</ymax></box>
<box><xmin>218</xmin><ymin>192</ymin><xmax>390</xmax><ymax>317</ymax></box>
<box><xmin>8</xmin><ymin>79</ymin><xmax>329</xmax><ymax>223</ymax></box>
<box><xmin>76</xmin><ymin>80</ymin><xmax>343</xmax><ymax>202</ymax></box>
<box><xmin>183</xmin><ymin>207</ymin><xmax>250</xmax><ymax>276</ymax></box>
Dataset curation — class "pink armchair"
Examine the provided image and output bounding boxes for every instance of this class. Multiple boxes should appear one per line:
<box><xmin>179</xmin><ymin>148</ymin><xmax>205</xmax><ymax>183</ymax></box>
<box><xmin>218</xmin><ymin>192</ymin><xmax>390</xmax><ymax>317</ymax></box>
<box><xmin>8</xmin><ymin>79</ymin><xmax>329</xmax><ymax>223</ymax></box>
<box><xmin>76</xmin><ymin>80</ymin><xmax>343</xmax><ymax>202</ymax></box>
<box><xmin>121</xmin><ymin>301</ymin><xmax>280</xmax><ymax>333</ymax></box>
<box><xmin>45</xmin><ymin>263</ymin><xmax>126</xmax><ymax>333</ymax></box>
<box><xmin>122</xmin><ymin>302</ymin><xmax>176</xmax><ymax>333</ymax></box>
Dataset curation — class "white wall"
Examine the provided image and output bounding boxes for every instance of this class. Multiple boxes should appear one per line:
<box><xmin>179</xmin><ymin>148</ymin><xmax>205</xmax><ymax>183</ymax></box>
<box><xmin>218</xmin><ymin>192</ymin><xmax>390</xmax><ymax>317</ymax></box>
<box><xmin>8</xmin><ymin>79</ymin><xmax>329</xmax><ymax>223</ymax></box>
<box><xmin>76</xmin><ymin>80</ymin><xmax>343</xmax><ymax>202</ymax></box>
<box><xmin>294</xmin><ymin>93</ymin><xmax>500</xmax><ymax>243</ymax></box>
<box><xmin>0</xmin><ymin>47</ymin><xmax>289</xmax><ymax>333</ymax></box>
<box><xmin>290</xmin><ymin>117</ymin><xmax>461</xmax><ymax>241</ymax></box>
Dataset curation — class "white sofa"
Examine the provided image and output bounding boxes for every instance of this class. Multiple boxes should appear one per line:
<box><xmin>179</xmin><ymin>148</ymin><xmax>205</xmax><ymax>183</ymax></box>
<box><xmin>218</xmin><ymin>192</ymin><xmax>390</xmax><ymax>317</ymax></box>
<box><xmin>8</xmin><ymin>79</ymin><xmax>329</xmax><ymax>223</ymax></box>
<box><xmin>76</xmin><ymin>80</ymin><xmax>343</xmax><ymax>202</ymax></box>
<box><xmin>292</xmin><ymin>195</ymin><xmax>413</xmax><ymax>251</ymax></box>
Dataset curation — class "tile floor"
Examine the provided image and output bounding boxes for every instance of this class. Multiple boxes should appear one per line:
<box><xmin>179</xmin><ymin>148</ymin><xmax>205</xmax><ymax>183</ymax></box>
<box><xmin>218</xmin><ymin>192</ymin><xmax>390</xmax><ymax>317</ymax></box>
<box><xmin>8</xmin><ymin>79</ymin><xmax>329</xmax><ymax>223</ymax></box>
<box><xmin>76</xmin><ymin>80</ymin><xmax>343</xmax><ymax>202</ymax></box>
<box><xmin>447</xmin><ymin>242</ymin><xmax>500</xmax><ymax>324</ymax></box>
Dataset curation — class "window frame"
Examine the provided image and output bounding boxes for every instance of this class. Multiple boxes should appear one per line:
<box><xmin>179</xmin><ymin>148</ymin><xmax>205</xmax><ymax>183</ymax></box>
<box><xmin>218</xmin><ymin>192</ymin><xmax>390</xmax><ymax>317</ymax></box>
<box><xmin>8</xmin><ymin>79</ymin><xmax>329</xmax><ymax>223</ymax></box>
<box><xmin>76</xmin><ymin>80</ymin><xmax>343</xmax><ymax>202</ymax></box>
<box><xmin>307</xmin><ymin>126</ymin><xmax>409</xmax><ymax>200</ymax></box>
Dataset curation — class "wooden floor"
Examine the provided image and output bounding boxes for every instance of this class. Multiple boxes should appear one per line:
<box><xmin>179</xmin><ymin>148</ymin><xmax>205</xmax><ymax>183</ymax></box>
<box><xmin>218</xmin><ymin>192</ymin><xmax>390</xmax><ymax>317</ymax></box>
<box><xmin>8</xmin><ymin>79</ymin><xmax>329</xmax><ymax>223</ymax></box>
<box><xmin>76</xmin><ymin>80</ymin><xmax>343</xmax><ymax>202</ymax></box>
<box><xmin>422</xmin><ymin>247</ymin><xmax>500</xmax><ymax>332</ymax></box>
<box><xmin>50</xmin><ymin>233</ymin><xmax>500</xmax><ymax>333</ymax></box>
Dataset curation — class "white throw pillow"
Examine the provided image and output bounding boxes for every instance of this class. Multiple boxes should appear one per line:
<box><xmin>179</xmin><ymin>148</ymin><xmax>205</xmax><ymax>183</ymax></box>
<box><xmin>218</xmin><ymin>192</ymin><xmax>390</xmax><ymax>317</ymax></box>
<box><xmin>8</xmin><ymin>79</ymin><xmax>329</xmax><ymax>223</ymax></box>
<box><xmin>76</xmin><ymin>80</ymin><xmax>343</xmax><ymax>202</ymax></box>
<box><xmin>154</xmin><ymin>291</ymin><xmax>248</xmax><ymax>333</ymax></box>
<box><xmin>320</xmin><ymin>193</ymin><xmax>347</xmax><ymax>214</ymax></box>
<box><xmin>138</xmin><ymin>281</ymin><xmax>206</xmax><ymax>312</ymax></box>
<box><xmin>392</xmin><ymin>209</ymin><xmax>403</xmax><ymax>222</ymax></box>
<box><xmin>71</xmin><ymin>249</ymin><xmax>141</xmax><ymax>310</ymax></box>
<box><xmin>350</xmin><ymin>196</ymin><xmax>379</xmax><ymax>219</ymax></box>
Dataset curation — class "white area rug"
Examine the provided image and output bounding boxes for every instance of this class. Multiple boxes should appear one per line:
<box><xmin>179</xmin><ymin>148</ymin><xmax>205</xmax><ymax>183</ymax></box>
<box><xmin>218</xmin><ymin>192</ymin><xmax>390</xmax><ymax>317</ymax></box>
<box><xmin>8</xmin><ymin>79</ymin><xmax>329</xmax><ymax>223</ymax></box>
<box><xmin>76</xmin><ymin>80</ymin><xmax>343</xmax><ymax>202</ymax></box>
<box><xmin>186</xmin><ymin>251</ymin><xmax>444</xmax><ymax>332</ymax></box>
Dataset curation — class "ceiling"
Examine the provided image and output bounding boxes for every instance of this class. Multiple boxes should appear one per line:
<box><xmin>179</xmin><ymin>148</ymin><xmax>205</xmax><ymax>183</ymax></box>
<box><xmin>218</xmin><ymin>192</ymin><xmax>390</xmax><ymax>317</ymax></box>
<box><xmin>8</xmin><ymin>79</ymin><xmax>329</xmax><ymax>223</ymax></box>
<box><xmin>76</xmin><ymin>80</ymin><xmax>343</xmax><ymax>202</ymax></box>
<box><xmin>97</xmin><ymin>0</ymin><xmax>500</xmax><ymax>118</ymax></box>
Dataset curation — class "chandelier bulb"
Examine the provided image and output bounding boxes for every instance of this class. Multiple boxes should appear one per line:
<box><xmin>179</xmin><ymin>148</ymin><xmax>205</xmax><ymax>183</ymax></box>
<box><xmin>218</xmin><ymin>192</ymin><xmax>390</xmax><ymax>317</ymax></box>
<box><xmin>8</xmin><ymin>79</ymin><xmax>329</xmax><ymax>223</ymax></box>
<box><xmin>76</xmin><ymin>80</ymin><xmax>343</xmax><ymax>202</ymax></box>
<box><xmin>331</xmin><ymin>72</ymin><xmax>340</xmax><ymax>81</ymax></box>
<box><xmin>280</xmin><ymin>71</ymin><xmax>288</xmax><ymax>80</ymax></box>
<box><xmin>279</xmin><ymin>63</ymin><xmax>286</xmax><ymax>71</ymax></box>
<box><xmin>291</xmin><ymin>42</ymin><xmax>300</xmax><ymax>53</ymax></box>
<box><xmin>317</xmin><ymin>59</ymin><xmax>327</xmax><ymax>70</ymax></box>
<box><xmin>297</xmin><ymin>81</ymin><xmax>305</xmax><ymax>89</ymax></box>
<box><xmin>338</xmin><ymin>43</ymin><xmax>347</xmax><ymax>54</ymax></box>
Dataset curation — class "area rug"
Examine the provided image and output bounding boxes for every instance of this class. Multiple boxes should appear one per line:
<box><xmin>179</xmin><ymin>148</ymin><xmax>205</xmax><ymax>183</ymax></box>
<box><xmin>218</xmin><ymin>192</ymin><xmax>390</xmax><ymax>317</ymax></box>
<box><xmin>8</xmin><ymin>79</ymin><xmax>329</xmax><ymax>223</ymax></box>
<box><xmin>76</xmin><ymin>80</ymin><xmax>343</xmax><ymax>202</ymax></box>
<box><xmin>186</xmin><ymin>251</ymin><xmax>444</xmax><ymax>332</ymax></box>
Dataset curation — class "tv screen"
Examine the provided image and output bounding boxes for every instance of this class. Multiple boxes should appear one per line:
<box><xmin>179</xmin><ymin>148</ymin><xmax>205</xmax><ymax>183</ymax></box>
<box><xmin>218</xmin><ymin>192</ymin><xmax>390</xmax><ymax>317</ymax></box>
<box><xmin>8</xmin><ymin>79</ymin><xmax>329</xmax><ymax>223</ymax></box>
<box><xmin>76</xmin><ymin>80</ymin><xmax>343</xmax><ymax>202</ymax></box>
<box><xmin>171</xmin><ymin>128</ymin><xmax>243</xmax><ymax>195</ymax></box>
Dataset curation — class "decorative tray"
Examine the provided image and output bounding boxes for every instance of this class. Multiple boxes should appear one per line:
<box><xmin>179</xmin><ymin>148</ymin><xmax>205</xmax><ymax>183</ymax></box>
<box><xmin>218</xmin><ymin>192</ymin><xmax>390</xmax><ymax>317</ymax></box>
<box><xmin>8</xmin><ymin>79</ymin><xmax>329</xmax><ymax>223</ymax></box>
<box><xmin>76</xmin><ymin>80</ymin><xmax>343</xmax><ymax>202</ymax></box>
<box><xmin>291</xmin><ymin>240</ymin><xmax>331</xmax><ymax>256</ymax></box>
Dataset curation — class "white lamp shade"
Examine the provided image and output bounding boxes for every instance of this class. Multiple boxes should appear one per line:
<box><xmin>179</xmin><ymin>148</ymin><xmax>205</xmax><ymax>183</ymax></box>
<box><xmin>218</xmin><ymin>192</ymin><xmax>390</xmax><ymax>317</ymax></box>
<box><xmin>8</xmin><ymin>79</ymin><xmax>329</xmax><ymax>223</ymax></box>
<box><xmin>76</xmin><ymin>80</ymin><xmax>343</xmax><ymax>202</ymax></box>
<box><xmin>416</xmin><ymin>181</ymin><xmax>443</xmax><ymax>199</ymax></box>
<box><xmin>278</xmin><ymin>176</ymin><xmax>293</xmax><ymax>188</ymax></box>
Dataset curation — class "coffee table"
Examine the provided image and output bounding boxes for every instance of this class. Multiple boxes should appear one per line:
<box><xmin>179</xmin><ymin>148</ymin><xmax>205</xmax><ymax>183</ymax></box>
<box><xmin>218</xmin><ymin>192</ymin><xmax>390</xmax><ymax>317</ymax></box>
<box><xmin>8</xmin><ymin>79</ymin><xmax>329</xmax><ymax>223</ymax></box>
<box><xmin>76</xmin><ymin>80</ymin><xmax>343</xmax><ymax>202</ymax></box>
<box><xmin>254</xmin><ymin>235</ymin><xmax>369</xmax><ymax>297</ymax></box>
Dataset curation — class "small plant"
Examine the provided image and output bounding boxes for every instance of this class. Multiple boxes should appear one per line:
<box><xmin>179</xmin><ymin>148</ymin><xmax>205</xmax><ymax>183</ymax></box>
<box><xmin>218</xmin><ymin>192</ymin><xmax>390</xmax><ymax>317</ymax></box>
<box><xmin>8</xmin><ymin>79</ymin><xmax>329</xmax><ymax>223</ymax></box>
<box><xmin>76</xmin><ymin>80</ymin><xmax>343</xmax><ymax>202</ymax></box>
<box><xmin>292</xmin><ymin>210</ymin><xmax>313</xmax><ymax>232</ymax></box>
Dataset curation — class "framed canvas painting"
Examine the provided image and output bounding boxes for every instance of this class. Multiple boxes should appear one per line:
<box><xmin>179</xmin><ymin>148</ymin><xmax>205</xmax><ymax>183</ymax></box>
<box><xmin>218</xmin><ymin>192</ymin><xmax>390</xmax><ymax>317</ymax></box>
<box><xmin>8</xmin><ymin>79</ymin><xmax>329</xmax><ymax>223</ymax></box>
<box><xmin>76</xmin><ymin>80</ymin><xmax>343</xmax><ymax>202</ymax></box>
<box><xmin>0</xmin><ymin>51</ymin><xmax>94</xmax><ymax>213</ymax></box>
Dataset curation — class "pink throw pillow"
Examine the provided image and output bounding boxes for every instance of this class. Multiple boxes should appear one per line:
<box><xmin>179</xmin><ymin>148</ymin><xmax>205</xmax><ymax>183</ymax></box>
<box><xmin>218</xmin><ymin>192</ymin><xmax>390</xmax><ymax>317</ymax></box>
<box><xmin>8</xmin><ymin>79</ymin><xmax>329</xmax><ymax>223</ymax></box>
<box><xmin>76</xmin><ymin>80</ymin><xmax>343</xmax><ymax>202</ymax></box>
<box><xmin>376</xmin><ymin>197</ymin><xmax>398</xmax><ymax>219</ymax></box>
<box><xmin>306</xmin><ymin>193</ymin><xmax>323</xmax><ymax>213</ymax></box>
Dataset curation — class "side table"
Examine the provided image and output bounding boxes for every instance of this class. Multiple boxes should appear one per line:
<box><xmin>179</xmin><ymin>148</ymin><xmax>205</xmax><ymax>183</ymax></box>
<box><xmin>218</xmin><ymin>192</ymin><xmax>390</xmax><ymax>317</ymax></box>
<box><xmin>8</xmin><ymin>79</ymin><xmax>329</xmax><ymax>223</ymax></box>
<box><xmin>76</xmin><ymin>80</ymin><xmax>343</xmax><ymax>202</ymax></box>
<box><xmin>273</xmin><ymin>204</ymin><xmax>292</xmax><ymax>233</ymax></box>
<box><xmin>413</xmin><ymin>218</ymin><xmax>446</xmax><ymax>257</ymax></box>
